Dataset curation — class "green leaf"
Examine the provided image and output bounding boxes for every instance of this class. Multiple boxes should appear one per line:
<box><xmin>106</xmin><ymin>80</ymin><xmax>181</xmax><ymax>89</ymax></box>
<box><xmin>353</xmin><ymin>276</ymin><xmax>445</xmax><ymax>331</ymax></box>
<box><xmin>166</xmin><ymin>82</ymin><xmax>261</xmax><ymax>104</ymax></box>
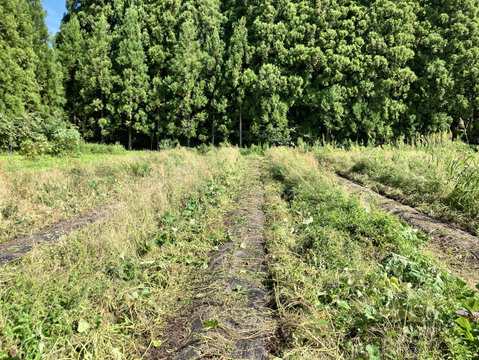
<box><xmin>203</xmin><ymin>318</ymin><xmax>219</xmax><ymax>330</ymax></box>
<box><xmin>141</xmin><ymin>288</ymin><xmax>151</xmax><ymax>296</ymax></box>
<box><xmin>152</xmin><ymin>339</ymin><xmax>162</xmax><ymax>347</ymax></box>
<box><xmin>366</xmin><ymin>344</ymin><xmax>380</xmax><ymax>355</ymax></box>
<box><xmin>457</xmin><ymin>316</ymin><xmax>472</xmax><ymax>331</ymax></box>
<box><xmin>364</xmin><ymin>305</ymin><xmax>376</xmax><ymax>320</ymax></box>
<box><xmin>337</xmin><ymin>300</ymin><xmax>351</xmax><ymax>310</ymax></box>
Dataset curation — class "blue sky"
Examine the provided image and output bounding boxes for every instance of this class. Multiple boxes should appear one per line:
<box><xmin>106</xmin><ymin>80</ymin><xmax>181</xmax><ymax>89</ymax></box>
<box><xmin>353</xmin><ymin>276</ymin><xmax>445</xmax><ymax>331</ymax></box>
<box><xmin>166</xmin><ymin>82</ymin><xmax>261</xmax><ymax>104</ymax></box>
<box><xmin>43</xmin><ymin>0</ymin><xmax>67</xmax><ymax>36</ymax></box>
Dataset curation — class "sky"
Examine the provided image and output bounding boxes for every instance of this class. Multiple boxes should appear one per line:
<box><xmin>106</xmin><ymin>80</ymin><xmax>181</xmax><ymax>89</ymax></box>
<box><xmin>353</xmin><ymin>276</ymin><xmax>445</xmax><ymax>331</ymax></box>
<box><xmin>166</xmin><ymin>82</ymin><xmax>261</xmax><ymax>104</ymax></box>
<box><xmin>42</xmin><ymin>0</ymin><xmax>67</xmax><ymax>36</ymax></box>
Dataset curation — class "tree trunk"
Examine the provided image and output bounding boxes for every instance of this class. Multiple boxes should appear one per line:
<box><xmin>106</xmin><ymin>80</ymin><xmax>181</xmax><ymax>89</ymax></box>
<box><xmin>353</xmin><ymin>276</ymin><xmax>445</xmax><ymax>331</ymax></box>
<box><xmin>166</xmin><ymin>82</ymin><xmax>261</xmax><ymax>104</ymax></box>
<box><xmin>239</xmin><ymin>103</ymin><xmax>243</xmax><ymax>148</ymax></box>
<box><xmin>81</xmin><ymin>117</ymin><xmax>87</xmax><ymax>139</ymax></box>
<box><xmin>128</xmin><ymin>93</ymin><xmax>133</xmax><ymax>150</ymax></box>
<box><xmin>73</xmin><ymin>95</ymin><xmax>78</xmax><ymax>126</ymax></box>
<box><xmin>212</xmin><ymin>115</ymin><xmax>215</xmax><ymax>146</ymax></box>
<box><xmin>100</xmin><ymin>92</ymin><xmax>104</xmax><ymax>143</ymax></box>
<box><xmin>187</xmin><ymin>115</ymin><xmax>192</xmax><ymax>147</ymax></box>
<box><xmin>155</xmin><ymin>117</ymin><xmax>160</xmax><ymax>150</ymax></box>
<box><xmin>128</xmin><ymin>112</ymin><xmax>132</xmax><ymax>150</ymax></box>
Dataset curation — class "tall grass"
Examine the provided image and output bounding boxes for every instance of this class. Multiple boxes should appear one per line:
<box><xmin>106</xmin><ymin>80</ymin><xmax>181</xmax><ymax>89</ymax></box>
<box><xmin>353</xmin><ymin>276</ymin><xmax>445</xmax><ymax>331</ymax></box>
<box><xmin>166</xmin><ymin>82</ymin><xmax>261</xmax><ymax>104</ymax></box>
<box><xmin>0</xmin><ymin>147</ymin><xmax>241</xmax><ymax>359</ymax></box>
<box><xmin>314</xmin><ymin>134</ymin><xmax>479</xmax><ymax>233</ymax></box>
<box><xmin>77</xmin><ymin>141</ymin><xmax>127</xmax><ymax>155</ymax></box>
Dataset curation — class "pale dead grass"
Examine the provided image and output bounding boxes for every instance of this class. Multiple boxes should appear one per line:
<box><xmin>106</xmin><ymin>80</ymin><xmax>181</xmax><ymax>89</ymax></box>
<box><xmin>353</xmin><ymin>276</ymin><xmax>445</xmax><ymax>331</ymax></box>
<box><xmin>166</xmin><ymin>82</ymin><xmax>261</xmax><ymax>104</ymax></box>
<box><xmin>0</xmin><ymin>149</ymin><xmax>231</xmax><ymax>243</ymax></box>
<box><xmin>0</xmin><ymin>147</ymin><xmax>241</xmax><ymax>360</ymax></box>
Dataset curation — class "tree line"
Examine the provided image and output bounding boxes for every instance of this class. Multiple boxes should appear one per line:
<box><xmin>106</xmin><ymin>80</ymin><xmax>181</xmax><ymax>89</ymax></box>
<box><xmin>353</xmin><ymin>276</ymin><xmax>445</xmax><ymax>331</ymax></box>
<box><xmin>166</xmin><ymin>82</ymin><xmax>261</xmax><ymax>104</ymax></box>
<box><xmin>2</xmin><ymin>0</ymin><xmax>479</xmax><ymax>150</ymax></box>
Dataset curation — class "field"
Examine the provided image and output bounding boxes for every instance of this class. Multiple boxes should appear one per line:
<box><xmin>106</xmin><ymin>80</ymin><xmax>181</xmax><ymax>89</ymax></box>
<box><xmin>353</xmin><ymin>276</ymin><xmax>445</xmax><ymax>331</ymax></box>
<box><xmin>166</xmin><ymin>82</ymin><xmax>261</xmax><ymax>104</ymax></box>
<box><xmin>1</xmin><ymin>143</ymin><xmax>479</xmax><ymax>359</ymax></box>
<box><xmin>314</xmin><ymin>135</ymin><xmax>479</xmax><ymax>234</ymax></box>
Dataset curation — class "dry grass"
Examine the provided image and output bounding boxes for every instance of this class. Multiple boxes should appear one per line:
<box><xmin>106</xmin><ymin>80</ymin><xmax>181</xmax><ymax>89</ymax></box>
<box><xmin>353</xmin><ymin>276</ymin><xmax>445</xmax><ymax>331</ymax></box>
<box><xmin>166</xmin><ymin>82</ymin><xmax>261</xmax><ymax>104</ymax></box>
<box><xmin>0</xmin><ymin>148</ymin><xmax>239</xmax><ymax>243</ymax></box>
<box><xmin>0</xmin><ymin>146</ymin><xmax>242</xmax><ymax>359</ymax></box>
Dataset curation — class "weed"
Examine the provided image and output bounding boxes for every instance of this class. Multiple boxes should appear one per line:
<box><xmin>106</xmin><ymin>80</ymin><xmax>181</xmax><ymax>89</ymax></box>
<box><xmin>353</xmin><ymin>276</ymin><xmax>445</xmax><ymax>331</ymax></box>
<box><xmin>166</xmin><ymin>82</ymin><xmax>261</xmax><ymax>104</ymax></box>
<box><xmin>1</xmin><ymin>202</ymin><xmax>18</xmax><ymax>220</ymax></box>
<box><xmin>315</xmin><ymin>136</ymin><xmax>479</xmax><ymax>233</ymax></box>
<box><xmin>203</xmin><ymin>318</ymin><xmax>219</xmax><ymax>330</ymax></box>
<box><xmin>264</xmin><ymin>147</ymin><xmax>479</xmax><ymax>359</ymax></box>
<box><xmin>235</xmin><ymin>284</ymin><xmax>250</xmax><ymax>295</ymax></box>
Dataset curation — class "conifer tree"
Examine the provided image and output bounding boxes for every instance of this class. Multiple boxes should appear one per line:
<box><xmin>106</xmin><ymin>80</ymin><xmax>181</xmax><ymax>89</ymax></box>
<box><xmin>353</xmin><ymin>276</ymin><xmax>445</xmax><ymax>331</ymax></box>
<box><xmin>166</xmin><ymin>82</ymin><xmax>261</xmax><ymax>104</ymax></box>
<box><xmin>144</xmin><ymin>0</ymin><xmax>181</xmax><ymax>149</ymax></box>
<box><xmin>165</xmin><ymin>20</ymin><xmax>206</xmax><ymax>147</ymax></box>
<box><xmin>0</xmin><ymin>0</ymin><xmax>40</xmax><ymax>117</ymax></box>
<box><xmin>31</xmin><ymin>0</ymin><xmax>64</xmax><ymax>117</ymax></box>
<box><xmin>445</xmin><ymin>0</ymin><xmax>479</xmax><ymax>142</ymax></box>
<box><xmin>55</xmin><ymin>14</ymin><xmax>84</xmax><ymax>126</ymax></box>
<box><xmin>114</xmin><ymin>6</ymin><xmax>150</xmax><ymax>150</ymax></box>
<box><xmin>79</xmin><ymin>14</ymin><xmax>113</xmax><ymax>140</ymax></box>
<box><xmin>226</xmin><ymin>17</ymin><xmax>249</xmax><ymax>146</ymax></box>
<box><xmin>203</xmin><ymin>24</ymin><xmax>228</xmax><ymax>144</ymax></box>
<box><xmin>365</xmin><ymin>0</ymin><xmax>418</xmax><ymax>140</ymax></box>
<box><xmin>22</xmin><ymin>0</ymin><xmax>479</xmax><ymax>145</ymax></box>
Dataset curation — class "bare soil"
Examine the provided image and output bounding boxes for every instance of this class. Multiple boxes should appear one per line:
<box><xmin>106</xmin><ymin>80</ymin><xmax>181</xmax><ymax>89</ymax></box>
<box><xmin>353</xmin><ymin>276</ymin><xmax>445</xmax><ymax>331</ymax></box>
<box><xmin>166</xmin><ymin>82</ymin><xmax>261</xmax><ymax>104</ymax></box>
<box><xmin>337</xmin><ymin>174</ymin><xmax>479</xmax><ymax>285</ymax></box>
<box><xmin>0</xmin><ymin>203</ymin><xmax>121</xmax><ymax>266</ymax></box>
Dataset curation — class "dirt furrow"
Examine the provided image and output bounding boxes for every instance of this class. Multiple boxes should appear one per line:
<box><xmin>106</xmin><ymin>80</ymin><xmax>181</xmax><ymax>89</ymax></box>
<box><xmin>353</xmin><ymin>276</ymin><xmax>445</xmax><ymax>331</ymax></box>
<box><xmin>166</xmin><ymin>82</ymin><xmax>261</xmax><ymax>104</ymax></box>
<box><xmin>172</xmin><ymin>162</ymin><xmax>274</xmax><ymax>360</ymax></box>
<box><xmin>337</xmin><ymin>173</ymin><xmax>479</xmax><ymax>283</ymax></box>
<box><xmin>0</xmin><ymin>203</ymin><xmax>121</xmax><ymax>266</ymax></box>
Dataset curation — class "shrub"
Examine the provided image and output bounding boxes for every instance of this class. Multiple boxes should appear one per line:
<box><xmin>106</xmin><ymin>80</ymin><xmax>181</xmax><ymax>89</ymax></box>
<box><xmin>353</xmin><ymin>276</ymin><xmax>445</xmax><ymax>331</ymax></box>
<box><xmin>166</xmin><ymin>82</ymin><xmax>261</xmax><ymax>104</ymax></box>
<box><xmin>77</xmin><ymin>141</ymin><xmax>126</xmax><ymax>155</ymax></box>
<box><xmin>158</xmin><ymin>138</ymin><xmax>179</xmax><ymax>150</ymax></box>
<box><xmin>51</xmin><ymin>128</ymin><xmax>81</xmax><ymax>155</ymax></box>
<box><xmin>19</xmin><ymin>138</ymin><xmax>52</xmax><ymax>158</ymax></box>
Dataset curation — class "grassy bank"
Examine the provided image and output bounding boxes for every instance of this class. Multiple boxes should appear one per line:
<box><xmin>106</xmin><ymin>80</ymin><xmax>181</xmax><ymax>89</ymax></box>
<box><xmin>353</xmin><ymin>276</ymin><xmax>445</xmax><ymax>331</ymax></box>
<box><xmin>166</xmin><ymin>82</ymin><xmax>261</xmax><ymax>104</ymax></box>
<box><xmin>264</xmin><ymin>147</ymin><xmax>479</xmax><ymax>359</ymax></box>
<box><xmin>0</xmin><ymin>147</ymin><xmax>242</xmax><ymax>359</ymax></box>
<box><xmin>314</xmin><ymin>135</ymin><xmax>479</xmax><ymax>234</ymax></box>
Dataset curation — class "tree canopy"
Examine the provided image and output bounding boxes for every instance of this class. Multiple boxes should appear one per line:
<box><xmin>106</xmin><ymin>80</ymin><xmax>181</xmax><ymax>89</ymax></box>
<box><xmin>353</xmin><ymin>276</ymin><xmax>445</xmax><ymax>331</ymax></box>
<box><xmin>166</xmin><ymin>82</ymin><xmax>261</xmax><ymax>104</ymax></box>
<box><xmin>3</xmin><ymin>0</ymin><xmax>479</xmax><ymax>148</ymax></box>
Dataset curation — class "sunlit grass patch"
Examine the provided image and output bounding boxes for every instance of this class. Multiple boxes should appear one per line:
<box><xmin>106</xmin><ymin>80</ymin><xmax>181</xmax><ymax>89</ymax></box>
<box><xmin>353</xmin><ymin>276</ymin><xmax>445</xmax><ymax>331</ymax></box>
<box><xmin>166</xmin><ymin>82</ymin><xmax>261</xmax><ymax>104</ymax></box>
<box><xmin>0</xmin><ymin>147</ymin><xmax>241</xmax><ymax>359</ymax></box>
<box><xmin>264</xmin><ymin>147</ymin><xmax>479</xmax><ymax>359</ymax></box>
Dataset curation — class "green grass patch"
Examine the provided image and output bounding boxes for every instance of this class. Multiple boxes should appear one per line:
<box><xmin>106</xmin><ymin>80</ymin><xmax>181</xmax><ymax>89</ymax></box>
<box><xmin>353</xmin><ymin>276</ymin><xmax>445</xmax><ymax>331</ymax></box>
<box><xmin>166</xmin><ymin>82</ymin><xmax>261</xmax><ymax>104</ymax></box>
<box><xmin>314</xmin><ymin>134</ymin><xmax>479</xmax><ymax>234</ymax></box>
<box><xmin>264</xmin><ymin>147</ymin><xmax>479</xmax><ymax>359</ymax></box>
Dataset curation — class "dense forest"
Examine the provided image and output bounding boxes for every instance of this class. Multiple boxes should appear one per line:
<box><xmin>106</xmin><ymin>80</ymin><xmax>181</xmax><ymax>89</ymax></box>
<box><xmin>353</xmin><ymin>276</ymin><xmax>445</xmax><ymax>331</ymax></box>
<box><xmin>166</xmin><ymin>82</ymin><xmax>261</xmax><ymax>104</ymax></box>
<box><xmin>2</xmin><ymin>0</ymin><xmax>479</xmax><ymax>150</ymax></box>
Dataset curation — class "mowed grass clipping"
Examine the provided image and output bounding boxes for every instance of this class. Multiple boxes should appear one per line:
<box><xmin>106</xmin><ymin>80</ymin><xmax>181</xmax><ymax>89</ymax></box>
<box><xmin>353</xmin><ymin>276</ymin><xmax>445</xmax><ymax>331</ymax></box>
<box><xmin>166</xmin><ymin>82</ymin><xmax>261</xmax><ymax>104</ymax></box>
<box><xmin>0</xmin><ymin>147</ymin><xmax>242</xmax><ymax>359</ymax></box>
<box><xmin>0</xmin><ymin>150</ymin><xmax>154</xmax><ymax>243</ymax></box>
<box><xmin>264</xmin><ymin>147</ymin><xmax>479</xmax><ymax>359</ymax></box>
<box><xmin>313</xmin><ymin>134</ymin><xmax>479</xmax><ymax>234</ymax></box>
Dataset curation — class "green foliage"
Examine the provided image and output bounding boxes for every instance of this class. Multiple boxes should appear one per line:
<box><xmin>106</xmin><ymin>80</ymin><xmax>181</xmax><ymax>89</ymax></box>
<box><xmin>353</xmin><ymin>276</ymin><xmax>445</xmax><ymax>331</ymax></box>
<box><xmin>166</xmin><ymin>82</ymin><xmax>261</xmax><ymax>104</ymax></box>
<box><xmin>0</xmin><ymin>0</ymin><xmax>63</xmax><ymax>119</ymax></box>
<box><xmin>51</xmin><ymin>128</ymin><xmax>81</xmax><ymax>155</ymax></box>
<box><xmin>0</xmin><ymin>113</ymin><xmax>80</xmax><ymax>157</ymax></box>
<box><xmin>55</xmin><ymin>14</ymin><xmax>84</xmax><ymax>129</ymax></box>
<box><xmin>317</xmin><ymin>136</ymin><xmax>479</xmax><ymax>233</ymax></box>
<box><xmin>264</xmin><ymin>147</ymin><xmax>479</xmax><ymax>359</ymax></box>
<box><xmin>113</xmin><ymin>6</ymin><xmax>150</xmax><ymax>150</ymax></box>
<box><xmin>4</xmin><ymin>0</ymin><xmax>479</xmax><ymax>147</ymax></box>
<box><xmin>47</xmin><ymin>0</ymin><xmax>479</xmax><ymax>147</ymax></box>
<box><xmin>79</xmin><ymin>14</ymin><xmax>113</xmax><ymax>140</ymax></box>
<box><xmin>77</xmin><ymin>141</ymin><xmax>126</xmax><ymax>155</ymax></box>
